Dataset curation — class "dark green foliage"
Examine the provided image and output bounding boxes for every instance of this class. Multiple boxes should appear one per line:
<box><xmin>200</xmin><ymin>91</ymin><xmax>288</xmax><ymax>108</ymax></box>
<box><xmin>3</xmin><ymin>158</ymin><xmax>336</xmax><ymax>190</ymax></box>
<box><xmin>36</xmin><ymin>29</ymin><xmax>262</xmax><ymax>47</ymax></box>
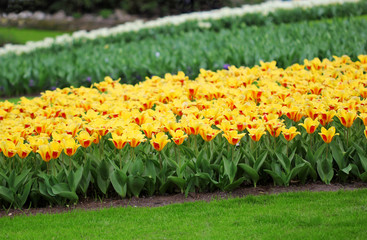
<box><xmin>3</xmin><ymin>0</ymin><xmax>264</xmax><ymax>16</ymax></box>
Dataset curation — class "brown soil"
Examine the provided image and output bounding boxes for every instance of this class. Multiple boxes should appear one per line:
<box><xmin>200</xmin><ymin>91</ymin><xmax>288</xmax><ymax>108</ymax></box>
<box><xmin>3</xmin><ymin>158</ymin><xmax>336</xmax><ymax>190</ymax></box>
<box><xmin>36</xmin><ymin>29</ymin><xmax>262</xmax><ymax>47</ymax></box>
<box><xmin>1</xmin><ymin>181</ymin><xmax>367</xmax><ymax>218</ymax></box>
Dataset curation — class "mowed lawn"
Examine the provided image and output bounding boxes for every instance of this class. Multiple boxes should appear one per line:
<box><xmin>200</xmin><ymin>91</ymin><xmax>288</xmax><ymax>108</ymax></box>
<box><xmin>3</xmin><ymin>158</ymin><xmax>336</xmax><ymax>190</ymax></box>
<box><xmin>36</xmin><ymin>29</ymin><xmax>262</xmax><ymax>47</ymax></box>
<box><xmin>0</xmin><ymin>27</ymin><xmax>68</xmax><ymax>44</ymax></box>
<box><xmin>0</xmin><ymin>97</ymin><xmax>22</xmax><ymax>103</ymax></box>
<box><xmin>1</xmin><ymin>189</ymin><xmax>366</xmax><ymax>240</ymax></box>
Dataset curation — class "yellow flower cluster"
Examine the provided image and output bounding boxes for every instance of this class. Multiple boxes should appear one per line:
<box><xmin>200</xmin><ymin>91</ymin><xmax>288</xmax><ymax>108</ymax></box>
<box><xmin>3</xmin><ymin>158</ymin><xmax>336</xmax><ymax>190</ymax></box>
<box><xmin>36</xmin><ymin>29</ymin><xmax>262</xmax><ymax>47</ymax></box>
<box><xmin>1</xmin><ymin>55</ymin><xmax>367</xmax><ymax>161</ymax></box>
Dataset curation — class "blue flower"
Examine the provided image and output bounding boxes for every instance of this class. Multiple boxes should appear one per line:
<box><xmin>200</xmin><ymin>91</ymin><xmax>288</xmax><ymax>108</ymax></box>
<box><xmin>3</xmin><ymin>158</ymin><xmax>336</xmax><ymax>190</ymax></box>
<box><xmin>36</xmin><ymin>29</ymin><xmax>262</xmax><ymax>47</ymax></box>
<box><xmin>223</xmin><ymin>64</ymin><xmax>230</xmax><ymax>70</ymax></box>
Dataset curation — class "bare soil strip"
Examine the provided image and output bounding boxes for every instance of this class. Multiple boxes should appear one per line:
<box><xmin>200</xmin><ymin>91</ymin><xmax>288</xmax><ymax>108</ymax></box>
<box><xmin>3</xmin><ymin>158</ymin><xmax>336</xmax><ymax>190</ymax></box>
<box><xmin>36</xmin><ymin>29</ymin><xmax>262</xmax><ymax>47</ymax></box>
<box><xmin>2</xmin><ymin>181</ymin><xmax>367</xmax><ymax>218</ymax></box>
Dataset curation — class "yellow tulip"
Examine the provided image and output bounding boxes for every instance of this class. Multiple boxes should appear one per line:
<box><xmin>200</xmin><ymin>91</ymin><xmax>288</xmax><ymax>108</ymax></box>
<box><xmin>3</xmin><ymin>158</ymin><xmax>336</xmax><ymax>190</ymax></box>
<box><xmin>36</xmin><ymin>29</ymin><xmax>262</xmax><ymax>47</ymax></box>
<box><xmin>62</xmin><ymin>138</ymin><xmax>80</xmax><ymax>156</ymax></box>
<box><xmin>133</xmin><ymin>112</ymin><xmax>148</xmax><ymax>126</ymax></box>
<box><xmin>169</xmin><ymin>130</ymin><xmax>188</xmax><ymax>146</ymax></box>
<box><xmin>305</xmin><ymin>107</ymin><xmax>319</xmax><ymax>120</ymax></box>
<box><xmin>92</xmin><ymin>132</ymin><xmax>101</xmax><ymax>144</ymax></box>
<box><xmin>218</xmin><ymin>120</ymin><xmax>236</xmax><ymax>132</ymax></box>
<box><xmin>65</xmin><ymin>122</ymin><xmax>82</xmax><ymax>137</ymax></box>
<box><xmin>358</xmin><ymin>55</ymin><xmax>367</xmax><ymax>64</ymax></box>
<box><xmin>199</xmin><ymin>126</ymin><xmax>221</xmax><ymax>142</ymax></box>
<box><xmin>95</xmin><ymin>126</ymin><xmax>109</xmax><ymax>137</ymax></box>
<box><xmin>34</xmin><ymin>121</ymin><xmax>47</xmax><ymax>135</ymax></box>
<box><xmin>309</xmin><ymin>83</ymin><xmax>323</xmax><ymax>95</ymax></box>
<box><xmin>234</xmin><ymin>115</ymin><xmax>247</xmax><ymax>132</ymax></box>
<box><xmin>2</xmin><ymin>100</ymin><xmax>13</xmax><ymax>113</ymax></box>
<box><xmin>319</xmin><ymin>127</ymin><xmax>339</xmax><ymax>144</ymax></box>
<box><xmin>265</xmin><ymin>120</ymin><xmax>283</xmax><ymax>137</ymax></box>
<box><xmin>50</xmin><ymin>141</ymin><xmax>63</xmax><ymax>159</ymax></box>
<box><xmin>337</xmin><ymin>110</ymin><xmax>357</xmax><ymax>128</ymax></box>
<box><xmin>4</xmin><ymin>133</ymin><xmax>24</xmax><ymax>145</ymax></box>
<box><xmin>359</xmin><ymin>113</ymin><xmax>367</xmax><ymax>126</ymax></box>
<box><xmin>164</xmin><ymin>121</ymin><xmax>181</xmax><ymax>132</ymax></box>
<box><xmin>126</xmin><ymin>130</ymin><xmax>146</xmax><ymax>148</ymax></box>
<box><xmin>186</xmin><ymin>120</ymin><xmax>203</xmax><ymax>135</ymax></box>
<box><xmin>319</xmin><ymin>110</ymin><xmax>336</xmax><ymax>126</ymax></box>
<box><xmin>285</xmin><ymin>108</ymin><xmax>304</xmax><ymax>122</ymax></box>
<box><xmin>299</xmin><ymin>118</ymin><xmax>319</xmax><ymax>134</ymax></box>
<box><xmin>37</xmin><ymin>144</ymin><xmax>52</xmax><ymax>162</ymax></box>
<box><xmin>109</xmin><ymin>133</ymin><xmax>128</xmax><ymax>149</ymax></box>
<box><xmin>27</xmin><ymin>136</ymin><xmax>49</xmax><ymax>153</ymax></box>
<box><xmin>0</xmin><ymin>109</ymin><xmax>7</xmax><ymax>121</ymax></box>
<box><xmin>282</xmin><ymin>127</ymin><xmax>300</xmax><ymax>141</ymax></box>
<box><xmin>248</xmin><ymin>127</ymin><xmax>266</xmax><ymax>142</ymax></box>
<box><xmin>150</xmin><ymin>132</ymin><xmax>171</xmax><ymax>151</ymax></box>
<box><xmin>0</xmin><ymin>141</ymin><xmax>17</xmax><ymax>158</ymax></box>
<box><xmin>223</xmin><ymin>130</ymin><xmax>246</xmax><ymax>145</ymax></box>
<box><xmin>76</xmin><ymin>131</ymin><xmax>94</xmax><ymax>148</ymax></box>
<box><xmin>187</xmin><ymin>83</ymin><xmax>200</xmax><ymax>100</ymax></box>
<box><xmin>141</xmin><ymin>122</ymin><xmax>159</xmax><ymax>139</ymax></box>
<box><xmin>17</xmin><ymin>143</ymin><xmax>32</xmax><ymax>159</ymax></box>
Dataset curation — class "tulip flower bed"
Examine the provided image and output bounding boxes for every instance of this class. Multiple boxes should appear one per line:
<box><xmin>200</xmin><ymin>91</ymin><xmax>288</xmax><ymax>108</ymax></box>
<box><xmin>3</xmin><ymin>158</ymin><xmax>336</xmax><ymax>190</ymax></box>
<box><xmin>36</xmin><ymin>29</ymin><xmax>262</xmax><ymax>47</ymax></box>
<box><xmin>1</xmin><ymin>55</ymin><xmax>367</xmax><ymax>208</ymax></box>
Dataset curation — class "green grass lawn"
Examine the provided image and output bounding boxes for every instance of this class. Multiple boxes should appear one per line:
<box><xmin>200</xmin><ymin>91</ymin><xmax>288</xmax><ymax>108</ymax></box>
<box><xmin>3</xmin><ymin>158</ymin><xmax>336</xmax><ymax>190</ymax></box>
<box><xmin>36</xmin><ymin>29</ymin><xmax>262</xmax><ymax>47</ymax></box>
<box><xmin>0</xmin><ymin>27</ymin><xmax>68</xmax><ymax>44</ymax></box>
<box><xmin>1</xmin><ymin>189</ymin><xmax>366</xmax><ymax>239</ymax></box>
<box><xmin>0</xmin><ymin>97</ymin><xmax>22</xmax><ymax>103</ymax></box>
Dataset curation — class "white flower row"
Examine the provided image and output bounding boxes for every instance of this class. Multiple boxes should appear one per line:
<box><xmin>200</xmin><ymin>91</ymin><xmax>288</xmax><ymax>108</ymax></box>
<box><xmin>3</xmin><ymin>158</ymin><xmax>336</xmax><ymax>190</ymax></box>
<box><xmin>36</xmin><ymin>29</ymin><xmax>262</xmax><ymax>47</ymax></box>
<box><xmin>0</xmin><ymin>0</ymin><xmax>360</xmax><ymax>56</ymax></box>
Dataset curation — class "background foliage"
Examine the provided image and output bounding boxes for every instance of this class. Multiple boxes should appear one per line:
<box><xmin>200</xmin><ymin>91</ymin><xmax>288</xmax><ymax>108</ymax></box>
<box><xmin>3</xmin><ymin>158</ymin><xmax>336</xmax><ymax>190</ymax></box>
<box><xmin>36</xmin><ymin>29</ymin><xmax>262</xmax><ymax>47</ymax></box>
<box><xmin>2</xmin><ymin>0</ymin><xmax>264</xmax><ymax>16</ymax></box>
<box><xmin>1</xmin><ymin>15</ymin><xmax>367</xmax><ymax>96</ymax></box>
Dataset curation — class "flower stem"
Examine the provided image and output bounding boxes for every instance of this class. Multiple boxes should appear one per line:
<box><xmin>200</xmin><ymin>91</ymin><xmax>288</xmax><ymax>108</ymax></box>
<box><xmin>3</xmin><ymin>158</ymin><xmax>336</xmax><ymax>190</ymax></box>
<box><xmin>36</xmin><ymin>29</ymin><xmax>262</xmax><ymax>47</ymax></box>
<box><xmin>310</xmin><ymin>133</ymin><xmax>313</xmax><ymax>151</ymax></box>
<box><xmin>99</xmin><ymin>136</ymin><xmax>103</xmax><ymax>160</ymax></box>
<box><xmin>119</xmin><ymin>150</ymin><xmax>122</xmax><ymax>170</ymax></box>
<box><xmin>84</xmin><ymin>148</ymin><xmax>88</xmax><ymax>162</ymax></box>
<box><xmin>232</xmin><ymin>144</ymin><xmax>235</xmax><ymax>162</ymax></box>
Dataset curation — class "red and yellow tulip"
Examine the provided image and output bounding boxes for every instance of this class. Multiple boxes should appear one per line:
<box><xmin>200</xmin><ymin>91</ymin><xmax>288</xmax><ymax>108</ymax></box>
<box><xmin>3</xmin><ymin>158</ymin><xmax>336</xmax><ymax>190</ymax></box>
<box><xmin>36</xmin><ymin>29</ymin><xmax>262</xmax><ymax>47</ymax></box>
<box><xmin>37</xmin><ymin>144</ymin><xmax>52</xmax><ymax>162</ymax></box>
<box><xmin>282</xmin><ymin>127</ymin><xmax>300</xmax><ymax>141</ymax></box>
<box><xmin>76</xmin><ymin>131</ymin><xmax>94</xmax><ymax>148</ymax></box>
<box><xmin>109</xmin><ymin>133</ymin><xmax>129</xmax><ymax>149</ymax></box>
<box><xmin>150</xmin><ymin>132</ymin><xmax>171</xmax><ymax>151</ymax></box>
<box><xmin>169</xmin><ymin>130</ymin><xmax>188</xmax><ymax>146</ymax></box>
<box><xmin>50</xmin><ymin>141</ymin><xmax>63</xmax><ymax>159</ymax></box>
<box><xmin>337</xmin><ymin>110</ymin><xmax>357</xmax><ymax>128</ymax></box>
<box><xmin>248</xmin><ymin>127</ymin><xmax>266</xmax><ymax>142</ymax></box>
<box><xmin>0</xmin><ymin>141</ymin><xmax>17</xmax><ymax>158</ymax></box>
<box><xmin>126</xmin><ymin>130</ymin><xmax>146</xmax><ymax>148</ymax></box>
<box><xmin>17</xmin><ymin>143</ymin><xmax>32</xmax><ymax>159</ymax></box>
<box><xmin>223</xmin><ymin>130</ymin><xmax>246</xmax><ymax>145</ymax></box>
<box><xmin>319</xmin><ymin>126</ymin><xmax>339</xmax><ymax>144</ymax></box>
<box><xmin>199</xmin><ymin>126</ymin><xmax>221</xmax><ymax>142</ymax></box>
<box><xmin>299</xmin><ymin>118</ymin><xmax>319</xmax><ymax>134</ymax></box>
<box><xmin>62</xmin><ymin>138</ymin><xmax>80</xmax><ymax>156</ymax></box>
<box><xmin>319</xmin><ymin>110</ymin><xmax>336</xmax><ymax>126</ymax></box>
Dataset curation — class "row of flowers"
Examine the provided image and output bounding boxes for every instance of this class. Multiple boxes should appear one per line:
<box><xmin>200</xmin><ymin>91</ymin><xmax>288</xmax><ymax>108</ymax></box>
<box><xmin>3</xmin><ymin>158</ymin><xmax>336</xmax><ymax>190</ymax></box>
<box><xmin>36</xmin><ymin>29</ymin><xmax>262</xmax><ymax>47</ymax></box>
<box><xmin>0</xmin><ymin>0</ymin><xmax>359</xmax><ymax>56</ymax></box>
<box><xmin>0</xmin><ymin>117</ymin><xmax>345</xmax><ymax>161</ymax></box>
<box><xmin>0</xmin><ymin>55</ymin><xmax>367</xmax><ymax>164</ymax></box>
